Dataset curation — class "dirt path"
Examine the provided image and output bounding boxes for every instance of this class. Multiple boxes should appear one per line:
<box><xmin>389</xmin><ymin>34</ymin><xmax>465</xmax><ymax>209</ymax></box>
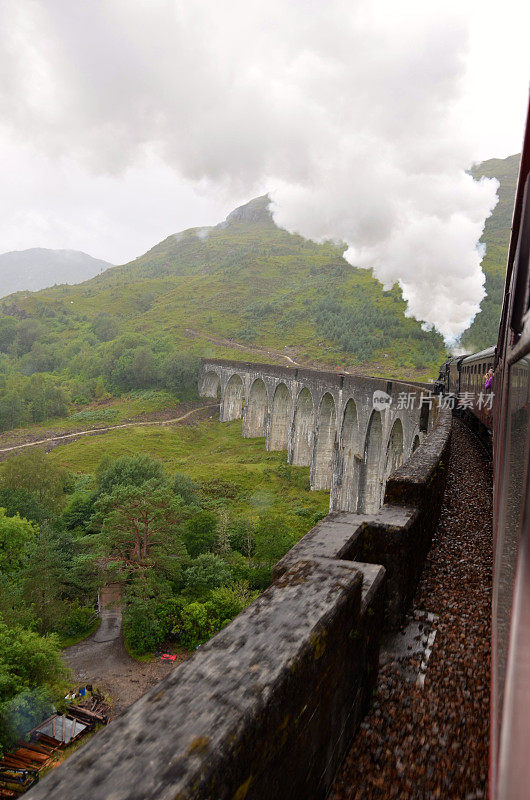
<box><xmin>183</xmin><ymin>327</ymin><xmax>415</xmax><ymax>379</ymax></box>
<box><xmin>184</xmin><ymin>327</ymin><xmax>305</xmax><ymax>366</ymax></box>
<box><xmin>63</xmin><ymin>585</ymin><xmax>187</xmax><ymax>717</ymax></box>
<box><xmin>0</xmin><ymin>403</ymin><xmax>217</xmax><ymax>457</ymax></box>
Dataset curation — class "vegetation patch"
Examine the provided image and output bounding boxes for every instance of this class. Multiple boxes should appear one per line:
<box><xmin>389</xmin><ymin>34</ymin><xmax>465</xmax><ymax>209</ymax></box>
<box><xmin>0</xmin><ymin>418</ymin><xmax>328</xmax><ymax>752</ymax></box>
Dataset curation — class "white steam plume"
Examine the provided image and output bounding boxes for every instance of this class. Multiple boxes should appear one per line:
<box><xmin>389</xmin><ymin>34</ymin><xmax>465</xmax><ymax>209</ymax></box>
<box><xmin>0</xmin><ymin>0</ymin><xmax>499</xmax><ymax>339</ymax></box>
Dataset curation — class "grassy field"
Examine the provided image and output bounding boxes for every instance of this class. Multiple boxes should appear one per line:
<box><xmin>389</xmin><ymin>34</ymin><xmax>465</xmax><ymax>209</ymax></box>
<box><xmin>46</xmin><ymin>416</ymin><xmax>330</xmax><ymax>538</ymax></box>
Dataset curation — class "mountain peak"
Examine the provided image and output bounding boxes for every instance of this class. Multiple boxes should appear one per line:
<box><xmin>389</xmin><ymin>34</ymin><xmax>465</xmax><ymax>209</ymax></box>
<box><xmin>222</xmin><ymin>195</ymin><xmax>273</xmax><ymax>227</ymax></box>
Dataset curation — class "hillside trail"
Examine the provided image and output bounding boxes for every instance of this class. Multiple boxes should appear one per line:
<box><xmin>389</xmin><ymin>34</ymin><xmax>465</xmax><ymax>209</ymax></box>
<box><xmin>63</xmin><ymin>584</ymin><xmax>184</xmax><ymax>716</ymax></box>
<box><xmin>0</xmin><ymin>403</ymin><xmax>218</xmax><ymax>456</ymax></box>
<box><xmin>184</xmin><ymin>327</ymin><xmax>379</xmax><ymax>376</ymax></box>
<box><xmin>184</xmin><ymin>327</ymin><xmax>304</xmax><ymax>366</ymax></box>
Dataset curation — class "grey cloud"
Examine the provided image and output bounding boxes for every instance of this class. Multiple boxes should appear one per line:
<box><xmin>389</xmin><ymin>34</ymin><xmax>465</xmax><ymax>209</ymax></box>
<box><xmin>0</xmin><ymin>0</ymin><xmax>500</xmax><ymax>338</ymax></box>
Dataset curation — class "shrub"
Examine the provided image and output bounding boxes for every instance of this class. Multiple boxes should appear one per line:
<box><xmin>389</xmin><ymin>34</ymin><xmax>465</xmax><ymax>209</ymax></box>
<box><xmin>254</xmin><ymin>513</ymin><xmax>295</xmax><ymax>564</ymax></box>
<box><xmin>275</xmin><ymin>463</ymin><xmax>310</xmax><ymax>489</ymax></box>
<box><xmin>184</xmin><ymin>511</ymin><xmax>218</xmax><ymax>557</ymax></box>
<box><xmin>184</xmin><ymin>553</ymin><xmax>231</xmax><ymax>594</ymax></box>
<box><xmin>123</xmin><ymin>597</ymin><xmax>165</xmax><ymax>655</ymax></box>
<box><xmin>59</xmin><ymin>490</ymin><xmax>98</xmax><ymax>531</ymax></box>
<box><xmin>172</xmin><ymin>473</ymin><xmax>201</xmax><ymax>506</ymax></box>
<box><xmin>96</xmin><ymin>453</ymin><xmax>167</xmax><ymax>495</ymax></box>
<box><xmin>0</xmin><ymin>488</ymin><xmax>47</xmax><ymax>524</ymax></box>
<box><xmin>56</xmin><ymin>602</ymin><xmax>97</xmax><ymax>640</ymax></box>
<box><xmin>228</xmin><ymin>519</ymin><xmax>256</xmax><ymax>557</ymax></box>
<box><xmin>0</xmin><ymin>450</ymin><xmax>71</xmax><ymax>513</ymax></box>
<box><xmin>91</xmin><ymin>312</ymin><xmax>120</xmax><ymax>342</ymax></box>
<box><xmin>162</xmin><ymin>353</ymin><xmax>200</xmax><ymax>400</ymax></box>
<box><xmin>201</xmin><ymin>478</ymin><xmax>241</xmax><ymax>499</ymax></box>
<box><xmin>177</xmin><ymin>602</ymin><xmax>211</xmax><ymax>649</ymax></box>
<box><xmin>206</xmin><ymin>583</ymin><xmax>257</xmax><ymax>628</ymax></box>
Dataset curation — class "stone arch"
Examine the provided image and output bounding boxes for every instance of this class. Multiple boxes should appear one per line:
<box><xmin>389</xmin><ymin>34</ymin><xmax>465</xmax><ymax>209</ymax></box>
<box><xmin>339</xmin><ymin>398</ymin><xmax>360</xmax><ymax>511</ymax></box>
<box><xmin>357</xmin><ymin>410</ymin><xmax>383</xmax><ymax>513</ymax></box>
<box><xmin>383</xmin><ymin>418</ymin><xmax>404</xmax><ymax>488</ymax></box>
<box><xmin>268</xmin><ymin>383</ymin><xmax>291</xmax><ymax>451</ymax></box>
<box><xmin>202</xmin><ymin>371</ymin><xmax>221</xmax><ymax>398</ymax></box>
<box><xmin>312</xmin><ymin>392</ymin><xmax>337</xmax><ymax>490</ymax></box>
<box><xmin>291</xmin><ymin>387</ymin><xmax>314</xmax><ymax>466</ymax></box>
<box><xmin>412</xmin><ymin>434</ymin><xmax>421</xmax><ymax>453</ymax></box>
<box><xmin>243</xmin><ymin>378</ymin><xmax>268</xmax><ymax>437</ymax></box>
<box><xmin>222</xmin><ymin>373</ymin><xmax>245</xmax><ymax>421</ymax></box>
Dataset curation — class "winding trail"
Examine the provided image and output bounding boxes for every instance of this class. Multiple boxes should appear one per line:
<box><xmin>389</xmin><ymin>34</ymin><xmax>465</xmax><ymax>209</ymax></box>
<box><xmin>0</xmin><ymin>403</ymin><xmax>218</xmax><ymax>455</ymax></box>
<box><xmin>184</xmin><ymin>327</ymin><xmax>304</xmax><ymax>366</ymax></box>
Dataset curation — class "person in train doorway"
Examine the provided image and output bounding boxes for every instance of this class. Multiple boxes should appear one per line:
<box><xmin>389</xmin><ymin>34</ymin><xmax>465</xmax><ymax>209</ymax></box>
<box><xmin>485</xmin><ymin>369</ymin><xmax>494</xmax><ymax>390</ymax></box>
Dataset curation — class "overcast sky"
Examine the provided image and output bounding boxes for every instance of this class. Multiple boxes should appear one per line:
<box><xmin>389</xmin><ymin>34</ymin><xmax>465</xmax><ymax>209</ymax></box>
<box><xmin>1</xmin><ymin>0</ymin><xmax>529</xmax><ymax>339</ymax></box>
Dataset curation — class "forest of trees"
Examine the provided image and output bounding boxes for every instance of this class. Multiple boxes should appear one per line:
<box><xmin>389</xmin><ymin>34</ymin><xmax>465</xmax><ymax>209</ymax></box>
<box><xmin>0</xmin><ymin>308</ymin><xmax>200</xmax><ymax>431</ymax></box>
<box><xmin>0</xmin><ymin>449</ymin><xmax>322</xmax><ymax>753</ymax></box>
<box><xmin>312</xmin><ymin>290</ymin><xmax>444</xmax><ymax>366</ymax></box>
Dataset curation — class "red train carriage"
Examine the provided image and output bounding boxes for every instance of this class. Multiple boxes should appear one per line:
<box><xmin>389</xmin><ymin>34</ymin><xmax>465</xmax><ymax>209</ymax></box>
<box><xmin>489</xmin><ymin>94</ymin><xmax>530</xmax><ymax>800</ymax></box>
<box><xmin>435</xmin><ymin>94</ymin><xmax>530</xmax><ymax>799</ymax></box>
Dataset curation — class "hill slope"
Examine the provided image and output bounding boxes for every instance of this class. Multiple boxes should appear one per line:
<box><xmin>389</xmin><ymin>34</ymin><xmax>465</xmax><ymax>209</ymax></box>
<box><xmin>8</xmin><ymin>195</ymin><xmax>444</xmax><ymax>375</ymax></box>
<box><xmin>0</xmin><ymin>248</ymin><xmax>113</xmax><ymax>299</ymax></box>
<box><xmin>0</xmin><ymin>160</ymin><xmax>520</xmax><ymax>434</ymax></box>
<box><xmin>461</xmin><ymin>153</ymin><xmax>520</xmax><ymax>350</ymax></box>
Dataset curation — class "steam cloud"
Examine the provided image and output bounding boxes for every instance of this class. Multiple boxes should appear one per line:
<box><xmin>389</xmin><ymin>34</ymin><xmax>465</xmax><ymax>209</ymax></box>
<box><xmin>1</xmin><ymin>0</ymin><xmax>499</xmax><ymax>339</ymax></box>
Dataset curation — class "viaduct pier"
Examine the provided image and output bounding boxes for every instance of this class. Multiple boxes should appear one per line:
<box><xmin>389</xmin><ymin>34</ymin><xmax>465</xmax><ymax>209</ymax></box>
<box><xmin>199</xmin><ymin>358</ymin><xmax>434</xmax><ymax>513</ymax></box>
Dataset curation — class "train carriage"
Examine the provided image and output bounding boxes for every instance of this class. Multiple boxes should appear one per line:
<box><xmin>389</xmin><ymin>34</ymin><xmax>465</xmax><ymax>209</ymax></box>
<box><xmin>436</xmin><ymin>95</ymin><xmax>530</xmax><ymax>800</ymax></box>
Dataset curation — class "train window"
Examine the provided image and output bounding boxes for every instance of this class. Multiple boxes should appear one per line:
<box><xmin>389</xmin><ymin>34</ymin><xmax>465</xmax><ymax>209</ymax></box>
<box><xmin>510</xmin><ymin>173</ymin><xmax>530</xmax><ymax>337</ymax></box>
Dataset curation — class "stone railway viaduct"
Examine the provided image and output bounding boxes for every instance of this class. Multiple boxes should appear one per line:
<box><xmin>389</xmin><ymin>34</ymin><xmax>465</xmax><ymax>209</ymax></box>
<box><xmin>200</xmin><ymin>358</ymin><xmax>432</xmax><ymax>513</ymax></box>
<box><xmin>28</xmin><ymin>360</ymin><xmax>452</xmax><ymax>800</ymax></box>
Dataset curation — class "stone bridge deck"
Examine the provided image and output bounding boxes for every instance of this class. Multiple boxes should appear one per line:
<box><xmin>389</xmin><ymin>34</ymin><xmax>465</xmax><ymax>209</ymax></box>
<box><xmin>199</xmin><ymin>359</ymin><xmax>435</xmax><ymax>513</ymax></box>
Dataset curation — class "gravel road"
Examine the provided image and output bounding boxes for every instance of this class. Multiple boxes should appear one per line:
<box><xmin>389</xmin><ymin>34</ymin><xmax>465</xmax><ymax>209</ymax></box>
<box><xmin>63</xmin><ymin>585</ymin><xmax>186</xmax><ymax>717</ymax></box>
<box><xmin>331</xmin><ymin>418</ymin><xmax>492</xmax><ymax>800</ymax></box>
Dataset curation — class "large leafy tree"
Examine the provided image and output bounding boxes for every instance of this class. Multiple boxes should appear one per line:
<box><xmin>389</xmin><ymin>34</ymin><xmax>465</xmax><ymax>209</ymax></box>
<box><xmin>0</xmin><ymin>390</ymin><xmax>26</xmax><ymax>431</ymax></box>
<box><xmin>97</xmin><ymin>480</ymin><xmax>186</xmax><ymax>575</ymax></box>
<box><xmin>0</xmin><ymin>622</ymin><xmax>65</xmax><ymax>753</ymax></box>
<box><xmin>0</xmin><ymin>488</ymin><xmax>47</xmax><ymax>524</ymax></box>
<box><xmin>21</xmin><ymin>525</ymin><xmax>73</xmax><ymax>634</ymax></box>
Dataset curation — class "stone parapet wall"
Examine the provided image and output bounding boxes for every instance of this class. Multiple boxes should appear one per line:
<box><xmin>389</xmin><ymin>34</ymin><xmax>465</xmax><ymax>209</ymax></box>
<box><xmin>275</xmin><ymin>409</ymin><xmax>452</xmax><ymax>627</ymax></box>
<box><xmin>27</xmin><ymin>559</ymin><xmax>385</xmax><ymax>800</ymax></box>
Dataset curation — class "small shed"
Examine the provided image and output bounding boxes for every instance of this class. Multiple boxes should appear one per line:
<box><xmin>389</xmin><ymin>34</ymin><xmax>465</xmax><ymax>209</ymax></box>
<box><xmin>32</xmin><ymin>714</ymin><xmax>87</xmax><ymax>747</ymax></box>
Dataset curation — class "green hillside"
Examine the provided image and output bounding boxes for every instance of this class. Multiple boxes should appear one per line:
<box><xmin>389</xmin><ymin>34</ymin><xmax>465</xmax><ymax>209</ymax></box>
<box><xmin>461</xmin><ymin>153</ymin><xmax>520</xmax><ymax>350</ymax></box>
<box><xmin>0</xmin><ymin>196</ymin><xmax>448</xmax><ymax>432</ymax></box>
<box><xmin>0</xmin><ymin>158</ymin><xmax>520</xmax><ymax>435</ymax></box>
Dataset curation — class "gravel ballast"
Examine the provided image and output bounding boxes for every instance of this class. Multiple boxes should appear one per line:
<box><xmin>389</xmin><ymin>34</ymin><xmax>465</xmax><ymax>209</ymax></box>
<box><xmin>331</xmin><ymin>418</ymin><xmax>492</xmax><ymax>800</ymax></box>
